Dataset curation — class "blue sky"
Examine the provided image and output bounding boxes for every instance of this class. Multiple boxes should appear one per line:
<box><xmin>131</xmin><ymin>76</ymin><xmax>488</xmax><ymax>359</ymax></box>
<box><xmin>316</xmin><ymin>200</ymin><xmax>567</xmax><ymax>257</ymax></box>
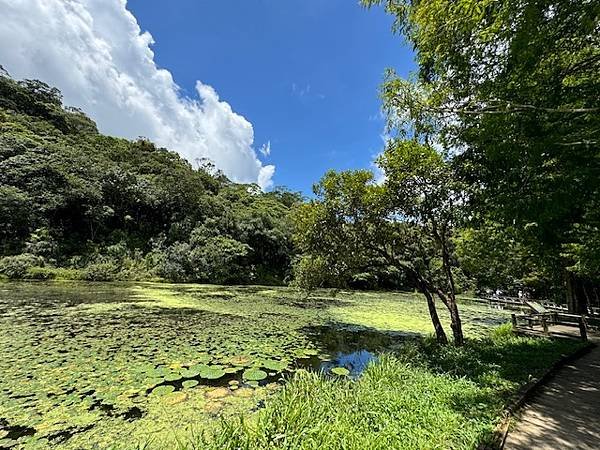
<box><xmin>128</xmin><ymin>0</ymin><xmax>414</xmax><ymax>194</ymax></box>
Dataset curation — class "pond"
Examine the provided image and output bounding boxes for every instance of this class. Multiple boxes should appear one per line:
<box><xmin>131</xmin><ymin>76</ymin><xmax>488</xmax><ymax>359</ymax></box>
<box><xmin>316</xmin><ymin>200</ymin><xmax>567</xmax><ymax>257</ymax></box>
<box><xmin>0</xmin><ymin>282</ymin><xmax>510</xmax><ymax>449</ymax></box>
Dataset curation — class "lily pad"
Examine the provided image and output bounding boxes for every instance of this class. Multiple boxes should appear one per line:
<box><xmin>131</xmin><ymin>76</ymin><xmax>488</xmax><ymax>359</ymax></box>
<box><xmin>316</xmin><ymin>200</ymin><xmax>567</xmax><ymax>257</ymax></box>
<box><xmin>151</xmin><ymin>385</ymin><xmax>175</xmax><ymax>396</ymax></box>
<box><xmin>331</xmin><ymin>367</ymin><xmax>350</xmax><ymax>377</ymax></box>
<box><xmin>229</xmin><ymin>355</ymin><xmax>253</xmax><ymax>367</ymax></box>
<box><xmin>164</xmin><ymin>373</ymin><xmax>182</xmax><ymax>382</ymax></box>
<box><xmin>195</xmin><ymin>354</ymin><xmax>212</xmax><ymax>364</ymax></box>
<box><xmin>182</xmin><ymin>380</ymin><xmax>199</xmax><ymax>389</ymax></box>
<box><xmin>181</xmin><ymin>368</ymin><xmax>200</xmax><ymax>378</ymax></box>
<box><xmin>242</xmin><ymin>369</ymin><xmax>268</xmax><ymax>381</ymax></box>
<box><xmin>199</xmin><ymin>366</ymin><xmax>226</xmax><ymax>380</ymax></box>
<box><xmin>295</xmin><ymin>348</ymin><xmax>320</xmax><ymax>358</ymax></box>
<box><xmin>261</xmin><ymin>359</ymin><xmax>288</xmax><ymax>372</ymax></box>
<box><xmin>190</xmin><ymin>363</ymin><xmax>209</xmax><ymax>373</ymax></box>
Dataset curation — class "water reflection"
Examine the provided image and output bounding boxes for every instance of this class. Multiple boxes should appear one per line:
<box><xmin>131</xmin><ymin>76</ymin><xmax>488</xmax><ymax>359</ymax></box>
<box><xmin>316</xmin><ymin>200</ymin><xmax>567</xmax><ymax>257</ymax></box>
<box><xmin>319</xmin><ymin>350</ymin><xmax>377</xmax><ymax>379</ymax></box>
<box><xmin>300</xmin><ymin>325</ymin><xmax>419</xmax><ymax>378</ymax></box>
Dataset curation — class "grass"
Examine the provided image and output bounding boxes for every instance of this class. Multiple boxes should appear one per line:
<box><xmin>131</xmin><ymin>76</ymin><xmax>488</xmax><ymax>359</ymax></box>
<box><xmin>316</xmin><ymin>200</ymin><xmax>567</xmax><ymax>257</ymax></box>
<box><xmin>193</xmin><ymin>326</ymin><xmax>586</xmax><ymax>450</ymax></box>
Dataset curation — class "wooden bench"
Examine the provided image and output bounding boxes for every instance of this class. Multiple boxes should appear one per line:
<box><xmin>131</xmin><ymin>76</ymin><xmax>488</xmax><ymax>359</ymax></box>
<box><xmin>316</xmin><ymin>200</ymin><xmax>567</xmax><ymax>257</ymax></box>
<box><xmin>512</xmin><ymin>301</ymin><xmax>588</xmax><ymax>341</ymax></box>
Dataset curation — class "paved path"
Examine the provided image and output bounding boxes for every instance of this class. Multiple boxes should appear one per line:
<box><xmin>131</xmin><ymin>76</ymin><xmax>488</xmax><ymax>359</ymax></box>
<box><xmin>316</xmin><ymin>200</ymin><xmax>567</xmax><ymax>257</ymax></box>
<box><xmin>504</xmin><ymin>342</ymin><xmax>600</xmax><ymax>450</ymax></box>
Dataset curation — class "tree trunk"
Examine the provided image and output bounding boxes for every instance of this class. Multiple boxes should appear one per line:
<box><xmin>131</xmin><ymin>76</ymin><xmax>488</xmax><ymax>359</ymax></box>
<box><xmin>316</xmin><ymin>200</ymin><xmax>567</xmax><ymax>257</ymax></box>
<box><xmin>566</xmin><ymin>272</ymin><xmax>576</xmax><ymax>312</ymax></box>
<box><xmin>448</xmin><ymin>299</ymin><xmax>464</xmax><ymax>346</ymax></box>
<box><xmin>566</xmin><ymin>272</ymin><xmax>587</xmax><ymax>314</ymax></box>
<box><xmin>581</xmin><ymin>281</ymin><xmax>594</xmax><ymax>314</ymax></box>
<box><xmin>436</xmin><ymin>289</ymin><xmax>464</xmax><ymax>346</ymax></box>
<box><xmin>433</xmin><ymin>223</ymin><xmax>465</xmax><ymax>346</ymax></box>
<box><xmin>421</xmin><ymin>285</ymin><xmax>448</xmax><ymax>345</ymax></box>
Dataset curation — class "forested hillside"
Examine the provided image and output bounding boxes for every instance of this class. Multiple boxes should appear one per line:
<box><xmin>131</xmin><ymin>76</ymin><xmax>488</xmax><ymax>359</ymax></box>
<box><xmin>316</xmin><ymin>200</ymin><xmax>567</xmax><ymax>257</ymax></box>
<box><xmin>0</xmin><ymin>70</ymin><xmax>301</xmax><ymax>284</ymax></box>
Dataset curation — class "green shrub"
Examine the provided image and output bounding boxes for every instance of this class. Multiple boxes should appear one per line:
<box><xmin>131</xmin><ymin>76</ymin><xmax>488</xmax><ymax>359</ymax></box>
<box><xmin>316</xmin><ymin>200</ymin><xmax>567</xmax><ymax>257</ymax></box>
<box><xmin>81</xmin><ymin>262</ymin><xmax>118</xmax><ymax>281</ymax></box>
<box><xmin>490</xmin><ymin>322</ymin><xmax>514</xmax><ymax>341</ymax></box>
<box><xmin>25</xmin><ymin>266</ymin><xmax>57</xmax><ymax>280</ymax></box>
<box><xmin>156</xmin><ymin>243</ymin><xmax>192</xmax><ymax>282</ymax></box>
<box><xmin>0</xmin><ymin>254</ymin><xmax>43</xmax><ymax>279</ymax></box>
<box><xmin>291</xmin><ymin>255</ymin><xmax>329</xmax><ymax>294</ymax></box>
<box><xmin>24</xmin><ymin>266</ymin><xmax>82</xmax><ymax>280</ymax></box>
<box><xmin>54</xmin><ymin>268</ymin><xmax>83</xmax><ymax>280</ymax></box>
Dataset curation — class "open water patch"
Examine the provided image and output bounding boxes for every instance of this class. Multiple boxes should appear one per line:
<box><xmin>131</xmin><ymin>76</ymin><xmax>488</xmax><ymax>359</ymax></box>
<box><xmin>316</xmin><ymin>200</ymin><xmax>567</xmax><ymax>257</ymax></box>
<box><xmin>297</xmin><ymin>325</ymin><xmax>421</xmax><ymax>378</ymax></box>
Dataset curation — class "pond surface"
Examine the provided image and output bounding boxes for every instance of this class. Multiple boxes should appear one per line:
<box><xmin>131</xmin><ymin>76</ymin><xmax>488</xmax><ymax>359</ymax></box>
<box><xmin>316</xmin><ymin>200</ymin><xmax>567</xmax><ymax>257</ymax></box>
<box><xmin>0</xmin><ymin>282</ymin><xmax>509</xmax><ymax>449</ymax></box>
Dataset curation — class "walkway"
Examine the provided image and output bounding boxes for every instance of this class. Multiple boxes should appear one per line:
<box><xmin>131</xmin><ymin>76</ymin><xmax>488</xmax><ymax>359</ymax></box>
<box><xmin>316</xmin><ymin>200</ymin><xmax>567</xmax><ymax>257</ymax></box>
<box><xmin>504</xmin><ymin>341</ymin><xmax>600</xmax><ymax>450</ymax></box>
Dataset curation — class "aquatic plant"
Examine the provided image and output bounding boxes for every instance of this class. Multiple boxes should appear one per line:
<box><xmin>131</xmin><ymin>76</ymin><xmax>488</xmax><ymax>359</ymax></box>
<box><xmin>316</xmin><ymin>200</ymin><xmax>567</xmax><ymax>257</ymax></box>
<box><xmin>242</xmin><ymin>369</ymin><xmax>268</xmax><ymax>382</ymax></box>
<box><xmin>0</xmin><ymin>281</ymin><xmax>530</xmax><ymax>449</ymax></box>
<box><xmin>330</xmin><ymin>367</ymin><xmax>350</xmax><ymax>377</ymax></box>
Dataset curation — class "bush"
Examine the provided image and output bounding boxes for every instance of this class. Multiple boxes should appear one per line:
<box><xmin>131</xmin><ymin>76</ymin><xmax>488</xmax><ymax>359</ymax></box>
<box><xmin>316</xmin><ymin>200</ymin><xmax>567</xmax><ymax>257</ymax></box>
<box><xmin>156</xmin><ymin>243</ymin><xmax>192</xmax><ymax>282</ymax></box>
<box><xmin>118</xmin><ymin>256</ymin><xmax>155</xmax><ymax>281</ymax></box>
<box><xmin>25</xmin><ymin>266</ymin><xmax>57</xmax><ymax>280</ymax></box>
<box><xmin>24</xmin><ymin>266</ymin><xmax>82</xmax><ymax>280</ymax></box>
<box><xmin>291</xmin><ymin>255</ymin><xmax>330</xmax><ymax>295</ymax></box>
<box><xmin>0</xmin><ymin>254</ymin><xmax>43</xmax><ymax>279</ymax></box>
<box><xmin>81</xmin><ymin>262</ymin><xmax>118</xmax><ymax>281</ymax></box>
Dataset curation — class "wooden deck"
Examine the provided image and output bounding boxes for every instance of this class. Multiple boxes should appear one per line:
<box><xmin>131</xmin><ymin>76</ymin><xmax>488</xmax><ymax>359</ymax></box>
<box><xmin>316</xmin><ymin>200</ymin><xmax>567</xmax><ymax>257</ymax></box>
<box><xmin>514</xmin><ymin>324</ymin><xmax>589</xmax><ymax>340</ymax></box>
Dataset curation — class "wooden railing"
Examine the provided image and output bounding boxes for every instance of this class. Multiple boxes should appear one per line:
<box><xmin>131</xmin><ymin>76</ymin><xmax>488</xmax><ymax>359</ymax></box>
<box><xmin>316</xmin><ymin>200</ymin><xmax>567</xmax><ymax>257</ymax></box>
<box><xmin>511</xmin><ymin>312</ymin><xmax>589</xmax><ymax>341</ymax></box>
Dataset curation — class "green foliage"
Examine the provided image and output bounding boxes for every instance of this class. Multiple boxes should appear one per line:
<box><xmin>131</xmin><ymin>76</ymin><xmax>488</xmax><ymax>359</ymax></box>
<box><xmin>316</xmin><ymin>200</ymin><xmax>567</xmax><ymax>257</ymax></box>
<box><xmin>330</xmin><ymin>367</ymin><xmax>350</xmax><ymax>377</ymax></box>
<box><xmin>0</xmin><ymin>72</ymin><xmax>301</xmax><ymax>284</ymax></box>
<box><xmin>292</xmin><ymin>142</ymin><xmax>468</xmax><ymax>344</ymax></box>
<box><xmin>81</xmin><ymin>262</ymin><xmax>119</xmax><ymax>282</ymax></box>
<box><xmin>454</xmin><ymin>224</ymin><xmax>547</xmax><ymax>294</ymax></box>
<box><xmin>24</xmin><ymin>266</ymin><xmax>57</xmax><ymax>280</ymax></box>
<box><xmin>24</xmin><ymin>266</ymin><xmax>82</xmax><ymax>281</ymax></box>
<box><xmin>0</xmin><ymin>185</ymin><xmax>31</xmax><ymax>254</ymax></box>
<box><xmin>364</xmin><ymin>0</ymin><xmax>600</xmax><ymax>305</ymax></box>
<box><xmin>242</xmin><ymin>368</ymin><xmax>268</xmax><ymax>382</ymax></box>
<box><xmin>291</xmin><ymin>255</ymin><xmax>330</xmax><ymax>293</ymax></box>
<box><xmin>0</xmin><ymin>254</ymin><xmax>43</xmax><ymax>279</ymax></box>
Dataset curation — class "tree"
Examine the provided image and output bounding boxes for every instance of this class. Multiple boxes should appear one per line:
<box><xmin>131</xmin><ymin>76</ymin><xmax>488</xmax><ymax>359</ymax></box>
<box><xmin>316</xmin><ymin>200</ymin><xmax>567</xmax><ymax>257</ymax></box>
<box><xmin>380</xmin><ymin>140</ymin><xmax>466</xmax><ymax>344</ymax></box>
<box><xmin>363</xmin><ymin>0</ymin><xmax>600</xmax><ymax>311</ymax></box>
<box><xmin>0</xmin><ymin>186</ymin><xmax>31</xmax><ymax>254</ymax></box>
<box><xmin>0</xmin><ymin>71</ymin><xmax>300</xmax><ymax>284</ymax></box>
<box><xmin>294</xmin><ymin>141</ymin><xmax>467</xmax><ymax>345</ymax></box>
<box><xmin>454</xmin><ymin>222</ymin><xmax>554</xmax><ymax>298</ymax></box>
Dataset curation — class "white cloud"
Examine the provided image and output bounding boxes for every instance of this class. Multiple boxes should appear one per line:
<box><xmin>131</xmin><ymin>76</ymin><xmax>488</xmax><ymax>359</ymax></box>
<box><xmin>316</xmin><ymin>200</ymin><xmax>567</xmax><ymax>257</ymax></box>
<box><xmin>0</xmin><ymin>0</ymin><xmax>274</xmax><ymax>189</ymax></box>
<box><xmin>259</xmin><ymin>141</ymin><xmax>271</xmax><ymax>157</ymax></box>
<box><xmin>370</xmin><ymin>152</ymin><xmax>386</xmax><ymax>185</ymax></box>
<box><xmin>291</xmin><ymin>82</ymin><xmax>311</xmax><ymax>98</ymax></box>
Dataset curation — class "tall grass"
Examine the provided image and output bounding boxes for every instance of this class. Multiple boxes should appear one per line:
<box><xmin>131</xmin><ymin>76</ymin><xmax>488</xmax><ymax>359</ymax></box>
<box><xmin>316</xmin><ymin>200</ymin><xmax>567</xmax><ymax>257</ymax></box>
<box><xmin>198</xmin><ymin>355</ymin><xmax>487</xmax><ymax>450</ymax></box>
<box><xmin>190</xmin><ymin>329</ymin><xmax>584</xmax><ymax>450</ymax></box>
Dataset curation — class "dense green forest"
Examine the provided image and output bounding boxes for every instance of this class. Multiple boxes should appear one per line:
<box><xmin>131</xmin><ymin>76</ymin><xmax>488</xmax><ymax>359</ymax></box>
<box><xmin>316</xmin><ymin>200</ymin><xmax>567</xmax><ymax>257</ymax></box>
<box><xmin>0</xmin><ymin>70</ymin><xmax>302</xmax><ymax>285</ymax></box>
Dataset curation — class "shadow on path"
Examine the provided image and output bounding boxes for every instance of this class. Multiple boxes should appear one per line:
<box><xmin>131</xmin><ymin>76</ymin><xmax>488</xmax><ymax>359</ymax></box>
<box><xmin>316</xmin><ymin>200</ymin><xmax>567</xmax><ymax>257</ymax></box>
<box><xmin>505</xmin><ymin>339</ymin><xmax>600</xmax><ymax>450</ymax></box>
